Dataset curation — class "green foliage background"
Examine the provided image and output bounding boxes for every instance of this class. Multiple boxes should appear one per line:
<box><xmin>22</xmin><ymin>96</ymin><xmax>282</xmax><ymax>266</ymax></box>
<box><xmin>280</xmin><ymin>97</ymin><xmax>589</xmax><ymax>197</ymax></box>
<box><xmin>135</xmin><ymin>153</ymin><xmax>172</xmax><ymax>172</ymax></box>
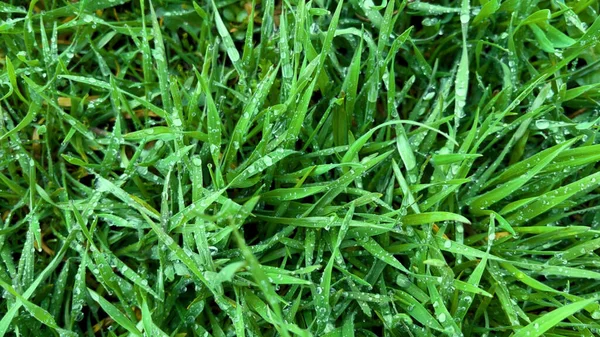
<box><xmin>1</xmin><ymin>0</ymin><xmax>600</xmax><ymax>336</ymax></box>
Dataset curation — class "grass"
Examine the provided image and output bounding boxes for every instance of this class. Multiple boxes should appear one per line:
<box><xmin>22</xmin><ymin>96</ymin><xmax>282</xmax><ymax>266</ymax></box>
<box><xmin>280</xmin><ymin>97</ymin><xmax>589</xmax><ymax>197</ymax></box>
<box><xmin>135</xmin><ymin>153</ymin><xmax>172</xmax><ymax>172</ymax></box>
<box><xmin>1</xmin><ymin>0</ymin><xmax>600</xmax><ymax>336</ymax></box>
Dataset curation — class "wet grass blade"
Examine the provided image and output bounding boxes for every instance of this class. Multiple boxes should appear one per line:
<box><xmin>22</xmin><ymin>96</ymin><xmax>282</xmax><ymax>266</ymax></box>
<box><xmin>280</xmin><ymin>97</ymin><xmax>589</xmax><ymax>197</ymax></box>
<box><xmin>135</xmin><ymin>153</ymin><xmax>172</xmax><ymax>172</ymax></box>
<box><xmin>513</xmin><ymin>298</ymin><xmax>596</xmax><ymax>337</ymax></box>
<box><xmin>3</xmin><ymin>1</ymin><xmax>600</xmax><ymax>336</ymax></box>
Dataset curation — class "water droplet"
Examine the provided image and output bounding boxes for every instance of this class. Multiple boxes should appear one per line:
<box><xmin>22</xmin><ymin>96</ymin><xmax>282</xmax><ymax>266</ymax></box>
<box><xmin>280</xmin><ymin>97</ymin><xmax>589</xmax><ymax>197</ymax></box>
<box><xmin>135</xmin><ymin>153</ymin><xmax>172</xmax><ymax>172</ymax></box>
<box><xmin>535</xmin><ymin>119</ymin><xmax>550</xmax><ymax>129</ymax></box>
<box><xmin>423</xmin><ymin>90</ymin><xmax>435</xmax><ymax>101</ymax></box>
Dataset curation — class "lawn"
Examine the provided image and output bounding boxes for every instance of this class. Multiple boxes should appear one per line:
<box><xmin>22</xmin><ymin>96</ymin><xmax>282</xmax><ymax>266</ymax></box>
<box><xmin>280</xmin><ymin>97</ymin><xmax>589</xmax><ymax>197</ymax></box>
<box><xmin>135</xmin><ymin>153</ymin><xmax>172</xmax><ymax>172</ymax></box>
<box><xmin>1</xmin><ymin>0</ymin><xmax>600</xmax><ymax>336</ymax></box>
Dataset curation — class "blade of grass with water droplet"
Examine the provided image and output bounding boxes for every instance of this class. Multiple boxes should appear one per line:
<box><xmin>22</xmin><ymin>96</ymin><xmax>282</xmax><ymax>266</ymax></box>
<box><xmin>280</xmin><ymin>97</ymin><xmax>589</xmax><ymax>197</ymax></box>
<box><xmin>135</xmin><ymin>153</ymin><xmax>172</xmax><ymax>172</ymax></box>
<box><xmin>340</xmin><ymin>37</ymin><xmax>363</xmax><ymax>145</ymax></box>
<box><xmin>0</xmin><ymin>99</ymin><xmax>38</xmax><ymax>142</ymax></box>
<box><xmin>0</xmin><ymin>278</ymin><xmax>76</xmax><ymax>336</ymax></box>
<box><xmin>316</xmin><ymin>205</ymin><xmax>353</xmax><ymax>333</ymax></box>
<box><xmin>407</xmin><ymin>2</ymin><xmax>461</xmax><ymax>14</ymax></box>
<box><xmin>232</xmin><ymin>230</ymin><xmax>292</xmax><ymax>337</ymax></box>
<box><xmin>70</xmin><ymin>248</ymin><xmax>87</xmax><ymax>328</ymax></box>
<box><xmin>513</xmin><ymin>260</ymin><xmax>600</xmax><ymax>279</ymax></box>
<box><xmin>452</xmin><ymin>279</ymin><xmax>493</xmax><ymax>298</ymax></box>
<box><xmin>0</xmin><ymin>230</ymin><xmax>75</xmax><ymax>336</ymax></box>
<box><xmin>499</xmin><ymin>262</ymin><xmax>560</xmax><ymax>293</ymax></box>
<box><xmin>111</xmin><ymin>255</ymin><xmax>160</xmax><ymax>300</ymax></box>
<box><xmin>96</xmin><ymin>176</ymin><xmax>160</xmax><ymax>219</ymax></box>
<box><xmin>454</xmin><ymin>0</ymin><xmax>470</xmax><ymax>126</ymax></box>
<box><xmin>362</xmin><ymin>237</ymin><xmax>409</xmax><ymax>273</ymax></box>
<box><xmin>0</xmin><ymin>2</ymin><xmax>27</xmax><ymax>13</ymax></box>
<box><xmin>141</xmin><ymin>295</ymin><xmax>169</xmax><ymax>337</ymax></box>
<box><xmin>529</xmin><ymin>24</ymin><xmax>555</xmax><ymax>53</ymax></box>
<box><xmin>470</xmin><ymin>137</ymin><xmax>577</xmax><ymax>212</ymax></box>
<box><xmin>394</xmin><ymin>290</ymin><xmax>444</xmax><ymax>331</ymax></box>
<box><xmin>391</xmin><ymin>159</ymin><xmax>419</xmax><ymax>214</ymax></box>
<box><xmin>88</xmin><ymin>288</ymin><xmax>142</xmax><ymax>336</ymax></box>
<box><xmin>228</xmin><ymin>149</ymin><xmax>296</xmax><ymax>188</ymax></box>
<box><xmin>376</xmin><ymin>0</ymin><xmax>395</xmax><ymax>54</ymax></box>
<box><xmin>141</xmin><ymin>212</ymin><xmax>233</xmax><ymax>314</ymax></box>
<box><xmin>211</xmin><ymin>0</ymin><xmax>243</xmax><ymax>78</ymax></box>
<box><xmin>49</xmin><ymin>261</ymin><xmax>70</xmax><ymax>319</ymax></box>
<box><xmin>4</xmin><ymin>56</ymin><xmax>27</xmax><ymax>103</ymax></box>
<box><xmin>403</xmin><ymin>212</ymin><xmax>470</xmax><ymax>226</ymax></box>
<box><xmin>223</xmin><ymin>65</ymin><xmax>279</xmax><ymax>170</ymax></box>
<box><xmin>427</xmin><ymin>282</ymin><xmax>461</xmax><ymax>334</ymax></box>
<box><xmin>148</xmin><ymin>1</ymin><xmax>171</xmax><ymax>115</ymax></box>
<box><xmin>124</xmin><ymin>127</ymin><xmax>191</xmax><ymax>142</ymax></box>
<box><xmin>513</xmin><ymin>298</ymin><xmax>596</xmax><ymax>337</ymax></box>
<box><xmin>261</xmin><ymin>186</ymin><xmax>327</xmax><ymax>203</ymax></box>
<box><xmin>431</xmin><ymin>153</ymin><xmax>482</xmax><ymax>166</ymax></box>
<box><xmin>306</xmin><ymin>150</ymin><xmax>393</xmax><ymax>216</ymax></box>
<box><xmin>505</xmin><ymin>171</ymin><xmax>600</xmax><ymax>225</ymax></box>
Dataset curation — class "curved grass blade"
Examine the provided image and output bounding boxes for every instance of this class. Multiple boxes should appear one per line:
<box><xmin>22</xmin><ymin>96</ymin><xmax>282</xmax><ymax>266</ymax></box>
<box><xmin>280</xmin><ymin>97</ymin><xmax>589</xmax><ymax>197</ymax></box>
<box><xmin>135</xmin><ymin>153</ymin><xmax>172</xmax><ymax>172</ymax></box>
<box><xmin>513</xmin><ymin>298</ymin><xmax>595</xmax><ymax>337</ymax></box>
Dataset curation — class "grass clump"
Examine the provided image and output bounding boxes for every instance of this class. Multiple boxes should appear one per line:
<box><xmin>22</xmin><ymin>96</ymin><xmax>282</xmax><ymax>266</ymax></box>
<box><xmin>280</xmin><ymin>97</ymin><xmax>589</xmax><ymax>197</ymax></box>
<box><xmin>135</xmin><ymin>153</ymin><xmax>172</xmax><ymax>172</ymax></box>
<box><xmin>1</xmin><ymin>0</ymin><xmax>600</xmax><ymax>336</ymax></box>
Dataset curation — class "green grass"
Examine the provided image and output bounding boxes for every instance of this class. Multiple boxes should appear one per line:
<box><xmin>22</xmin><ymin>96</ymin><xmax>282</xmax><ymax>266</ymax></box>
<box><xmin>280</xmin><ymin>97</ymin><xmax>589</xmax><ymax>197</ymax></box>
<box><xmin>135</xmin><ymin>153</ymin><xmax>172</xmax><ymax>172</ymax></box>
<box><xmin>1</xmin><ymin>0</ymin><xmax>600</xmax><ymax>336</ymax></box>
